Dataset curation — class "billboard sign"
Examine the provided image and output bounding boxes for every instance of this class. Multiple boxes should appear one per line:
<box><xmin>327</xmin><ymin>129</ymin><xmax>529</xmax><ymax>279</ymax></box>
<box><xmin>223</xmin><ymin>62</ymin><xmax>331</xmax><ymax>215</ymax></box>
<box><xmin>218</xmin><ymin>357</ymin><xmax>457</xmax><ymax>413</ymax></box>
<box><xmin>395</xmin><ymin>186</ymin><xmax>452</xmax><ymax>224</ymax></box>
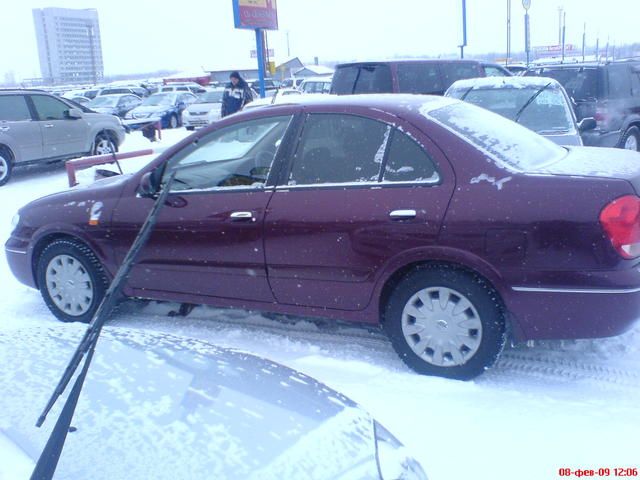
<box><xmin>233</xmin><ymin>0</ymin><xmax>278</xmax><ymax>30</ymax></box>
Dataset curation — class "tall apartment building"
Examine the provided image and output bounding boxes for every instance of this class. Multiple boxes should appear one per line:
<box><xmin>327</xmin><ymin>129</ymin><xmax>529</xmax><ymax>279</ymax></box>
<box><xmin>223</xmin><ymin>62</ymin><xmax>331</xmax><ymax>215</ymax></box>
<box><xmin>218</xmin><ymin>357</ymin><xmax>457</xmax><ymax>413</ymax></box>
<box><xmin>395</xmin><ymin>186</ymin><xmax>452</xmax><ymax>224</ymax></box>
<box><xmin>33</xmin><ymin>8</ymin><xmax>104</xmax><ymax>85</ymax></box>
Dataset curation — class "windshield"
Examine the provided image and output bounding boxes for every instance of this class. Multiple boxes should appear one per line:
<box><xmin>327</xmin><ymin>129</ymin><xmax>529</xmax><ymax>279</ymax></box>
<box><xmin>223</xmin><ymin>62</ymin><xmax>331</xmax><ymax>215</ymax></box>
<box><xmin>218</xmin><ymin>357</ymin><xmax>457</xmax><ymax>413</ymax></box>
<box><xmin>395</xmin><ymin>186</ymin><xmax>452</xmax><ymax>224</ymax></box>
<box><xmin>426</xmin><ymin>101</ymin><xmax>566</xmax><ymax>171</ymax></box>
<box><xmin>142</xmin><ymin>93</ymin><xmax>176</xmax><ymax>106</ymax></box>
<box><xmin>450</xmin><ymin>86</ymin><xmax>575</xmax><ymax>133</ymax></box>
<box><xmin>197</xmin><ymin>91</ymin><xmax>223</xmax><ymax>103</ymax></box>
<box><xmin>88</xmin><ymin>96</ymin><xmax>119</xmax><ymax>107</ymax></box>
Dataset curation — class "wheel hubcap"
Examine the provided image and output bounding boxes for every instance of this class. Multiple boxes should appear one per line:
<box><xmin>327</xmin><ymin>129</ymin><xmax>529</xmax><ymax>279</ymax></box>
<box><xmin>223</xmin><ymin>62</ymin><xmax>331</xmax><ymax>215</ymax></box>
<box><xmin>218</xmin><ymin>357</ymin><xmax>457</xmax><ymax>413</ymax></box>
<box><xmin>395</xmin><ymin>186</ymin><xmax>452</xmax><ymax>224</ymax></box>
<box><xmin>45</xmin><ymin>254</ymin><xmax>94</xmax><ymax>316</ymax></box>
<box><xmin>624</xmin><ymin>134</ymin><xmax>638</xmax><ymax>151</ymax></box>
<box><xmin>0</xmin><ymin>156</ymin><xmax>7</xmax><ymax>180</ymax></box>
<box><xmin>95</xmin><ymin>138</ymin><xmax>114</xmax><ymax>155</ymax></box>
<box><xmin>401</xmin><ymin>286</ymin><xmax>482</xmax><ymax>367</ymax></box>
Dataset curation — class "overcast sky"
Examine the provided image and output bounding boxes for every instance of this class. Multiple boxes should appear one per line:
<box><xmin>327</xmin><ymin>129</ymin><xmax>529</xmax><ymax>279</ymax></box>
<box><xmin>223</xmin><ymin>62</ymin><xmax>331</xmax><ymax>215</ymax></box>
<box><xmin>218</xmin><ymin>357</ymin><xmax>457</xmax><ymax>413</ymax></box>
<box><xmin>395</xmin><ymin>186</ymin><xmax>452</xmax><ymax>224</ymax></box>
<box><xmin>1</xmin><ymin>0</ymin><xmax>638</xmax><ymax>81</ymax></box>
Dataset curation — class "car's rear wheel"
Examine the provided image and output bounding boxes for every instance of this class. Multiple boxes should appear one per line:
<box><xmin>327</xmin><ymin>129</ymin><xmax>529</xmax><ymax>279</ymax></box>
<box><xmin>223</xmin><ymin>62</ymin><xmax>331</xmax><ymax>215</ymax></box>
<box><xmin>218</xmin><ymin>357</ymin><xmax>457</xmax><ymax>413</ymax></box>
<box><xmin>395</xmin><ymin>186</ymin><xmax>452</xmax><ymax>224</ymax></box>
<box><xmin>620</xmin><ymin>126</ymin><xmax>640</xmax><ymax>151</ymax></box>
<box><xmin>168</xmin><ymin>114</ymin><xmax>178</xmax><ymax>129</ymax></box>
<box><xmin>0</xmin><ymin>146</ymin><xmax>13</xmax><ymax>186</ymax></box>
<box><xmin>383</xmin><ymin>266</ymin><xmax>506</xmax><ymax>380</ymax></box>
<box><xmin>93</xmin><ymin>133</ymin><xmax>116</xmax><ymax>156</ymax></box>
<box><xmin>36</xmin><ymin>239</ymin><xmax>109</xmax><ymax>323</ymax></box>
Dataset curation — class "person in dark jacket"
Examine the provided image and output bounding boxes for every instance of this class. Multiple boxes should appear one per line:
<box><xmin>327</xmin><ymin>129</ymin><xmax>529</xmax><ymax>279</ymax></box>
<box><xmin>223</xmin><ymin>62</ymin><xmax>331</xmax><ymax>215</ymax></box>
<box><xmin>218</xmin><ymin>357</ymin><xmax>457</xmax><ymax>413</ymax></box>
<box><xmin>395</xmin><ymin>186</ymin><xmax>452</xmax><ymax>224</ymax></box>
<box><xmin>221</xmin><ymin>71</ymin><xmax>254</xmax><ymax>117</ymax></box>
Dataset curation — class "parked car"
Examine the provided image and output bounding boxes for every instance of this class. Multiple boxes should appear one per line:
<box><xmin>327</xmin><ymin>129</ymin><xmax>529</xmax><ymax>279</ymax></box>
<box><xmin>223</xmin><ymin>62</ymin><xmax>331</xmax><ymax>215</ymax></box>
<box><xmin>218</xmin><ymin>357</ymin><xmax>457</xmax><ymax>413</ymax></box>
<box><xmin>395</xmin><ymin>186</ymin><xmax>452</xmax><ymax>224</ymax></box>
<box><xmin>242</xmin><ymin>88</ymin><xmax>303</xmax><ymax>110</ymax></box>
<box><xmin>160</xmin><ymin>83</ymin><xmax>207</xmax><ymax>94</ymax></box>
<box><xmin>87</xmin><ymin>94</ymin><xmax>142</xmax><ymax>118</ymax></box>
<box><xmin>525</xmin><ymin>59</ymin><xmax>640</xmax><ymax>151</ymax></box>
<box><xmin>7</xmin><ymin>95</ymin><xmax>640</xmax><ymax>380</ymax></box>
<box><xmin>97</xmin><ymin>86</ymin><xmax>149</xmax><ymax>98</ymax></box>
<box><xmin>249</xmin><ymin>78</ymin><xmax>282</xmax><ymax>92</ymax></box>
<box><xmin>281</xmin><ymin>77</ymin><xmax>304</xmax><ymax>89</ymax></box>
<box><xmin>68</xmin><ymin>95</ymin><xmax>92</xmax><ymax>105</ymax></box>
<box><xmin>480</xmin><ymin>62</ymin><xmax>513</xmax><ymax>77</ymax></box>
<box><xmin>299</xmin><ymin>77</ymin><xmax>333</xmax><ymax>94</ymax></box>
<box><xmin>0</xmin><ymin>89</ymin><xmax>126</xmax><ymax>185</ymax></box>
<box><xmin>0</xmin><ymin>327</ymin><xmax>427</xmax><ymax>480</ymax></box>
<box><xmin>63</xmin><ymin>88</ymin><xmax>101</xmax><ymax>100</ymax></box>
<box><xmin>505</xmin><ymin>64</ymin><xmax>529</xmax><ymax>76</ymax></box>
<box><xmin>331</xmin><ymin>59</ymin><xmax>486</xmax><ymax>96</ymax></box>
<box><xmin>445</xmin><ymin>76</ymin><xmax>588</xmax><ymax>146</ymax></box>
<box><xmin>182</xmin><ymin>88</ymin><xmax>225</xmax><ymax>130</ymax></box>
<box><xmin>124</xmin><ymin>92</ymin><xmax>198</xmax><ymax>129</ymax></box>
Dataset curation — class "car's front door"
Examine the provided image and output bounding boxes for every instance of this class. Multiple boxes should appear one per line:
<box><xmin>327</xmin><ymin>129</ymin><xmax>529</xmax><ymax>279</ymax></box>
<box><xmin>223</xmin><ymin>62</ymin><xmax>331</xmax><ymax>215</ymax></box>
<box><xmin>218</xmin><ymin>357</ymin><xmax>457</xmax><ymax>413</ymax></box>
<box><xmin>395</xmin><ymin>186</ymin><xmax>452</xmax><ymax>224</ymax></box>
<box><xmin>29</xmin><ymin>94</ymin><xmax>88</xmax><ymax>158</ymax></box>
<box><xmin>111</xmin><ymin>114</ymin><xmax>295</xmax><ymax>302</ymax></box>
<box><xmin>0</xmin><ymin>94</ymin><xmax>42</xmax><ymax>162</ymax></box>
<box><xmin>264</xmin><ymin>110</ymin><xmax>455</xmax><ymax>311</ymax></box>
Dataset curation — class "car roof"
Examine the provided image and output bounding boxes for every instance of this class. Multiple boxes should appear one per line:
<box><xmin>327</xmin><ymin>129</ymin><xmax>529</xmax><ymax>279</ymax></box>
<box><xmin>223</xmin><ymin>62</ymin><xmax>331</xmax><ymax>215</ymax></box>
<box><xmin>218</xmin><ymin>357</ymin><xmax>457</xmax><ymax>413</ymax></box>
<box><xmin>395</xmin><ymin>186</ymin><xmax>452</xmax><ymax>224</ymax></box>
<box><xmin>449</xmin><ymin>76</ymin><xmax>562</xmax><ymax>90</ymax></box>
<box><xmin>336</xmin><ymin>59</ymin><xmax>481</xmax><ymax>67</ymax></box>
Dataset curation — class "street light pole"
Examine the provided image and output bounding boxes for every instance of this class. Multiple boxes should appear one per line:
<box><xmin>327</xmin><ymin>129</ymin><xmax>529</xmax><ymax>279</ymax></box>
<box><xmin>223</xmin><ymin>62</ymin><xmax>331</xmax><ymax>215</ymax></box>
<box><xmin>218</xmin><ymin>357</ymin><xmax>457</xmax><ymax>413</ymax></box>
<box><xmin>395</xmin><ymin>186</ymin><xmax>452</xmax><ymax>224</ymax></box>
<box><xmin>523</xmin><ymin>0</ymin><xmax>531</xmax><ymax>66</ymax></box>
<box><xmin>506</xmin><ymin>0</ymin><xmax>511</xmax><ymax>65</ymax></box>
<box><xmin>460</xmin><ymin>0</ymin><xmax>467</xmax><ymax>59</ymax></box>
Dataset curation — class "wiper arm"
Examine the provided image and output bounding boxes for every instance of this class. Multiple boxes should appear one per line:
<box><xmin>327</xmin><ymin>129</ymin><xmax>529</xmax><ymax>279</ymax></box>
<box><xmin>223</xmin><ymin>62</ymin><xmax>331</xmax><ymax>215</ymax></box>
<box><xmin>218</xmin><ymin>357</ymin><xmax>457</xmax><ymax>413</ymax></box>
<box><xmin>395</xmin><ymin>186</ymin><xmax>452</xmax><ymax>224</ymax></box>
<box><xmin>514</xmin><ymin>82</ymin><xmax>552</xmax><ymax>122</ymax></box>
<box><xmin>459</xmin><ymin>86</ymin><xmax>475</xmax><ymax>101</ymax></box>
<box><xmin>31</xmin><ymin>170</ymin><xmax>178</xmax><ymax>480</ymax></box>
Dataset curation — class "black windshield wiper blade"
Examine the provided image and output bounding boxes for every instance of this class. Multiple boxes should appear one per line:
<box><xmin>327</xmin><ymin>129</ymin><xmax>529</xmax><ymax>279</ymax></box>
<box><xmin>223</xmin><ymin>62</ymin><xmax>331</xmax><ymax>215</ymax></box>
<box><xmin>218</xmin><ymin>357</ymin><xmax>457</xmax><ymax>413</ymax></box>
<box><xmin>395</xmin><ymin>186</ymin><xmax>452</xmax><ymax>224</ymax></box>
<box><xmin>459</xmin><ymin>86</ymin><xmax>475</xmax><ymax>101</ymax></box>
<box><xmin>31</xmin><ymin>170</ymin><xmax>177</xmax><ymax>480</ymax></box>
<box><xmin>514</xmin><ymin>82</ymin><xmax>552</xmax><ymax>122</ymax></box>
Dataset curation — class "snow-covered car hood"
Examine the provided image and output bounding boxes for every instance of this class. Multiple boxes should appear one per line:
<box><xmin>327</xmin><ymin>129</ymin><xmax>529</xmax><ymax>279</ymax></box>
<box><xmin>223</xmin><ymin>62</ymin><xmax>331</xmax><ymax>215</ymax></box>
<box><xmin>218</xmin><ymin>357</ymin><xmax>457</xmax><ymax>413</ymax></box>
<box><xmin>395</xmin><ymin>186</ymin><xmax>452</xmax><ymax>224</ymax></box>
<box><xmin>130</xmin><ymin>105</ymin><xmax>173</xmax><ymax>116</ymax></box>
<box><xmin>0</xmin><ymin>327</ymin><xmax>397</xmax><ymax>480</ymax></box>
<box><xmin>90</xmin><ymin>107</ymin><xmax>118</xmax><ymax>115</ymax></box>
<box><xmin>186</xmin><ymin>102</ymin><xmax>221</xmax><ymax>114</ymax></box>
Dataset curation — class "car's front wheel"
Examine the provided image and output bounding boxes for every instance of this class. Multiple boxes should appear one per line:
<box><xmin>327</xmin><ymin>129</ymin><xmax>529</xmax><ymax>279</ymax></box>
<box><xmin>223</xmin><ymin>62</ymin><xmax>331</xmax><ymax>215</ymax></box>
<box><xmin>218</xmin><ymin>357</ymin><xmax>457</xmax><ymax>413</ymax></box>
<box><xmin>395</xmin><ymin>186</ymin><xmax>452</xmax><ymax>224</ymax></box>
<box><xmin>93</xmin><ymin>133</ymin><xmax>116</xmax><ymax>156</ymax></box>
<box><xmin>36</xmin><ymin>239</ymin><xmax>109</xmax><ymax>323</ymax></box>
<box><xmin>620</xmin><ymin>126</ymin><xmax>640</xmax><ymax>151</ymax></box>
<box><xmin>0</xmin><ymin>146</ymin><xmax>14</xmax><ymax>186</ymax></box>
<box><xmin>383</xmin><ymin>266</ymin><xmax>506</xmax><ymax>380</ymax></box>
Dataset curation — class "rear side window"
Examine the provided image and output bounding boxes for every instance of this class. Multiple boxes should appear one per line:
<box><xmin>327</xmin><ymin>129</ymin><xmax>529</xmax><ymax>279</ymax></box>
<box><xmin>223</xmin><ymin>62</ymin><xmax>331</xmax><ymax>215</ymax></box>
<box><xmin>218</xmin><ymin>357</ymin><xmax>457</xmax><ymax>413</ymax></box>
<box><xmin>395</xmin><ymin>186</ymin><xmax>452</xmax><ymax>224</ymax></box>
<box><xmin>331</xmin><ymin>66</ymin><xmax>359</xmax><ymax>94</ymax></box>
<box><xmin>331</xmin><ymin>64</ymin><xmax>393</xmax><ymax>94</ymax></box>
<box><xmin>289</xmin><ymin>114</ymin><xmax>389</xmax><ymax>185</ymax></box>
<box><xmin>533</xmin><ymin>67</ymin><xmax>600</xmax><ymax>101</ymax></box>
<box><xmin>632</xmin><ymin>66</ymin><xmax>640</xmax><ymax>96</ymax></box>
<box><xmin>397</xmin><ymin>63</ymin><xmax>442</xmax><ymax>94</ymax></box>
<box><xmin>383</xmin><ymin>130</ymin><xmax>439</xmax><ymax>183</ymax></box>
<box><xmin>0</xmin><ymin>95</ymin><xmax>32</xmax><ymax>121</ymax></box>
<box><xmin>439</xmin><ymin>63</ymin><xmax>483</xmax><ymax>90</ymax></box>
<box><xmin>608</xmin><ymin>66</ymin><xmax>632</xmax><ymax>99</ymax></box>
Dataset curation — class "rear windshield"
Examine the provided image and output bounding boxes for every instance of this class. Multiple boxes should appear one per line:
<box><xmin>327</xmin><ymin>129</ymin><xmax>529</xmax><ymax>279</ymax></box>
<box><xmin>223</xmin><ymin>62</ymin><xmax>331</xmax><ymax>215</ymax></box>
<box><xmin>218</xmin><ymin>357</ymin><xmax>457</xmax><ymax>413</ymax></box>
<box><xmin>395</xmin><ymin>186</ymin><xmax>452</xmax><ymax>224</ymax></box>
<box><xmin>527</xmin><ymin>67</ymin><xmax>600</xmax><ymax>101</ymax></box>
<box><xmin>426</xmin><ymin>101</ymin><xmax>566</xmax><ymax>171</ymax></box>
<box><xmin>331</xmin><ymin>64</ymin><xmax>393</xmax><ymax>94</ymax></box>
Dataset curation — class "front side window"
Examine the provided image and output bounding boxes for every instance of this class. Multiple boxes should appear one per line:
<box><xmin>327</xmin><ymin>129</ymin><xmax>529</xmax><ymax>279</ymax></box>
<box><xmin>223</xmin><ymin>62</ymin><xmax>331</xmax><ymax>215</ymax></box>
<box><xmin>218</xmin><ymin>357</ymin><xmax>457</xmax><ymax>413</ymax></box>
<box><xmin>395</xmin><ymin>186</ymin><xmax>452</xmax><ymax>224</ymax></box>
<box><xmin>288</xmin><ymin>114</ymin><xmax>389</xmax><ymax>186</ymax></box>
<box><xmin>30</xmin><ymin>95</ymin><xmax>70</xmax><ymax>120</ymax></box>
<box><xmin>167</xmin><ymin>115</ymin><xmax>292</xmax><ymax>191</ymax></box>
<box><xmin>383</xmin><ymin>130</ymin><xmax>440</xmax><ymax>183</ymax></box>
<box><xmin>0</xmin><ymin>95</ymin><xmax>32</xmax><ymax>121</ymax></box>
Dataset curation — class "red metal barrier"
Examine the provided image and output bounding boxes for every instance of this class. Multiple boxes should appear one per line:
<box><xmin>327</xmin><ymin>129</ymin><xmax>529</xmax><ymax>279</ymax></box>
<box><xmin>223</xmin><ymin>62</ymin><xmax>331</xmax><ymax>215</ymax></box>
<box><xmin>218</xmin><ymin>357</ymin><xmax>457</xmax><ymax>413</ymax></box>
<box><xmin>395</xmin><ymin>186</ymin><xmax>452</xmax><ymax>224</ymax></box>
<box><xmin>66</xmin><ymin>149</ymin><xmax>155</xmax><ymax>187</ymax></box>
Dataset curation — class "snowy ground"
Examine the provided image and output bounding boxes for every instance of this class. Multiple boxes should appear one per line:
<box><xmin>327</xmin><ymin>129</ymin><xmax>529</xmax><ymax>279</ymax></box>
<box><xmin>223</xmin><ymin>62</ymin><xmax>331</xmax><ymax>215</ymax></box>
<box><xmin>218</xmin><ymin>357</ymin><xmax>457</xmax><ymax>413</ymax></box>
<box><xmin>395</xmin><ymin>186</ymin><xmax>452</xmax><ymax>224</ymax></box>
<box><xmin>1</xmin><ymin>127</ymin><xmax>639</xmax><ymax>480</ymax></box>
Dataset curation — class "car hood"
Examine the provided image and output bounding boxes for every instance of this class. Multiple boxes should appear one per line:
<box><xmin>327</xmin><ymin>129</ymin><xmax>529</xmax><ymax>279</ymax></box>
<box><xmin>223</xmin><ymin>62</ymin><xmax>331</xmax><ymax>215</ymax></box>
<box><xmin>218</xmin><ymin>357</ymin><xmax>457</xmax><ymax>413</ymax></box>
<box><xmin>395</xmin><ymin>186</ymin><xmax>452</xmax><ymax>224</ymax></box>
<box><xmin>90</xmin><ymin>107</ymin><xmax>117</xmax><ymax>115</ymax></box>
<box><xmin>82</xmin><ymin>111</ymin><xmax>121</xmax><ymax>123</ymax></box>
<box><xmin>186</xmin><ymin>102</ymin><xmax>221</xmax><ymax>113</ymax></box>
<box><xmin>131</xmin><ymin>105</ymin><xmax>173</xmax><ymax>115</ymax></box>
<box><xmin>0</xmin><ymin>327</ymin><xmax>383</xmax><ymax>480</ymax></box>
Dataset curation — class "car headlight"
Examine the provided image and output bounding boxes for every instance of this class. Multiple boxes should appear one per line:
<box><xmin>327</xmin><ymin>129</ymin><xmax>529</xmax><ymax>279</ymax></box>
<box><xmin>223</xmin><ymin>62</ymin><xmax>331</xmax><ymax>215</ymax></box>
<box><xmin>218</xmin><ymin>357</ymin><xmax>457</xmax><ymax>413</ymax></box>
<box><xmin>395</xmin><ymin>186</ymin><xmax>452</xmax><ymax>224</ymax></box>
<box><xmin>11</xmin><ymin>213</ymin><xmax>20</xmax><ymax>233</ymax></box>
<box><xmin>207</xmin><ymin>108</ymin><xmax>221</xmax><ymax>122</ymax></box>
<box><xmin>374</xmin><ymin>421</ymin><xmax>428</xmax><ymax>480</ymax></box>
<box><xmin>182</xmin><ymin>110</ymin><xmax>191</xmax><ymax>117</ymax></box>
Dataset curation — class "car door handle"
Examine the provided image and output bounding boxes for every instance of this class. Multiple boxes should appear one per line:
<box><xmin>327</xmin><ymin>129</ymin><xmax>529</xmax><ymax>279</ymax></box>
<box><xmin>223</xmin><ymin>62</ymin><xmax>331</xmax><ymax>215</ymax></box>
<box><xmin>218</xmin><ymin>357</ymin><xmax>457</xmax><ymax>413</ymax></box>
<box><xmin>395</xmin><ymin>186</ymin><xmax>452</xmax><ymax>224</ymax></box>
<box><xmin>389</xmin><ymin>209</ymin><xmax>417</xmax><ymax>220</ymax></box>
<box><xmin>230</xmin><ymin>211</ymin><xmax>254</xmax><ymax>221</ymax></box>
<box><xmin>44</xmin><ymin>123</ymin><xmax>54</xmax><ymax>128</ymax></box>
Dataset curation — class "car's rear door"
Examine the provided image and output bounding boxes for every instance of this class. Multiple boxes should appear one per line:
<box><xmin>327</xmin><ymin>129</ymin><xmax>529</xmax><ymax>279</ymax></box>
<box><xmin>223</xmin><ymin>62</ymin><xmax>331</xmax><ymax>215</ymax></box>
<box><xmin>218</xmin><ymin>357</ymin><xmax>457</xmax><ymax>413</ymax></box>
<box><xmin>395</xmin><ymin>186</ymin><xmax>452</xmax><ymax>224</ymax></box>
<box><xmin>263</xmin><ymin>107</ymin><xmax>455</xmax><ymax>311</ymax></box>
<box><xmin>111</xmin><ymin>113</ymin><xmax>296</xmax><ymax>302</ymax></box>
<box><xmin>28</xmin><ymin>94</ymin><xmax>88</xmax><ymax>158</ymax></box>
<box><xmin>0</xmin><ymin>94</ymin><xmax>43</xmax><ymax>162</ymax></box>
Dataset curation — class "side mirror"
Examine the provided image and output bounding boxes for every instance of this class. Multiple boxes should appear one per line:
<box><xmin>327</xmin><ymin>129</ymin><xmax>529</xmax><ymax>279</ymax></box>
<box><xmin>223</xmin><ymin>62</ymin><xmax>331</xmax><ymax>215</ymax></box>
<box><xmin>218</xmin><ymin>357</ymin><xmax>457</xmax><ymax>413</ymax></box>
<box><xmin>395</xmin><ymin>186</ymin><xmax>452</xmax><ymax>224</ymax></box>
<box><xmin>578</xmin><ymin>117</ymin><xmax>597</xmax><ymax>132</ymax></box>
<box><xmin>66</xmin><ymin>108</ymin><xmax>82</xmax><ymax>119</ymax></box>
<box><xmin>137</xmin><ymin>171</ymin><xmax>159</xmax><ymax>198</ymax></box>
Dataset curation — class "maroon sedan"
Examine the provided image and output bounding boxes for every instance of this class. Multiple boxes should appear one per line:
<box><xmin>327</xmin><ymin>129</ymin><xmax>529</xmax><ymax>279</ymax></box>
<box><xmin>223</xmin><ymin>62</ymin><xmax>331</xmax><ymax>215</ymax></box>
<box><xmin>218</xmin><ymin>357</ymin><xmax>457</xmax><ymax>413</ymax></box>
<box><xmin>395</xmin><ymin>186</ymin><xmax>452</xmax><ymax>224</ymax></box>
<box><xmin>6</xmin><ymin>95</ymin><xmax>640</xmax><ymax>380</ymax></box>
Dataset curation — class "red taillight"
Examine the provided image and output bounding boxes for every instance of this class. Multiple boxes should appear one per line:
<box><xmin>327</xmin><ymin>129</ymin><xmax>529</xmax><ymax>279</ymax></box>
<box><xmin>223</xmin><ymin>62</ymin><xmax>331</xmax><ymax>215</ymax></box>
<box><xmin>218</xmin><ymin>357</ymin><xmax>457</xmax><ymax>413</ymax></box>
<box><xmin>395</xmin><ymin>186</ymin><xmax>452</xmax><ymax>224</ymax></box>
<box><xmin>594</xmin><ymin>107</ymin><xmax>608</xmax><ymax>128</ymax></box>
<box><xmin>600</xmin><ymin>195</ymin><xmax>640</xmax><ymax>259</ymax></box>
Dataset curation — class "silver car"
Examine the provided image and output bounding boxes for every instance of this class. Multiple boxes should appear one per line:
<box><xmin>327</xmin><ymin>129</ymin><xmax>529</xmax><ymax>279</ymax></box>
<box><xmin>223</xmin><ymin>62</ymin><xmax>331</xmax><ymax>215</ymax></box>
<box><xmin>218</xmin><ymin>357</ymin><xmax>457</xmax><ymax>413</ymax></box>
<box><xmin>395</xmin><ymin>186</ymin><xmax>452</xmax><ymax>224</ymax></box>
<box><xmin>445</xmin><ymin>76</ymin><xmax>592</xmax><ymax>146</ymax></box>
<box><xmin>0</xmin><ymin>89</ymin><xmax>126</xmax><ymax>186</ymax></box>
<box><xmin>0</xmin><ymin>327</ymin><xmax>427</xmax><ymax>480</ymax></box>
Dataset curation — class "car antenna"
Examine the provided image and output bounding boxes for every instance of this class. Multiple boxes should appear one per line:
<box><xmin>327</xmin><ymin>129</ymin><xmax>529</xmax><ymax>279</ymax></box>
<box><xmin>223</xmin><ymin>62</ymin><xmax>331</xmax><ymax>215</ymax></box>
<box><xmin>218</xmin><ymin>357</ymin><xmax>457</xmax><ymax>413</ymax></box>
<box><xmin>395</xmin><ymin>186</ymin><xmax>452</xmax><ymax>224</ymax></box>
<box><xmin>30</xmin><ymin>169</ymin><xmax>178</xmax><ymax>480</ymax></box>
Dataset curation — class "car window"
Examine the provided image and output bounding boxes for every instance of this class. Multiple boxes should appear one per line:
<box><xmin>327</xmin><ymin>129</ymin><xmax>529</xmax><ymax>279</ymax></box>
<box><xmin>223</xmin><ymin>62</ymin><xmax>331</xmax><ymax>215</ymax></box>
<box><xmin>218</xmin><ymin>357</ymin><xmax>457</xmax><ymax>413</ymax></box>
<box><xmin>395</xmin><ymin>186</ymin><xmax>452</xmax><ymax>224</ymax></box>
<box><xmin>331</xmin><ymin>66</ymin><xmax>360</xmax><ymax>94</ymax></box>
<box><xmin>397</xmin><ymin>63</ymin><xmax>443</xmax><ymax>94</ymax></box>
<box><xmin>631</xmin><ymin>66</ymin><xmax>640</xmax><ymax>96</ymax></box>
<box><xmin>535</xmin><ymin>67</ymin><xmax>600</xmax><ymax>101</ymax></box>
<box><xmin>353</xmin><ymin>64</ymin><xmax>393</xmax><ymax>94</ymax></box>
<box><xmin>439</xmin><ymin>63</ymin><xmax>482</xmax><ymax>90</ymax></box>
<box><xmin>0</xmin><ymin>95</ymin><xmax>32</xmax><ymax>121</ymax></box>
<box><xmin>383</xmin><ymin>130</ymin><xmax>440</xmax><ymax>183</ymax></box>
<box><xmin>289</xmin><ymin>114</ymin><xmax>389</xmax><ymax>186</ymax></box>
<box><xmin>167</xmin><ymin>115</ymin><xmax>293</xmax><ymax>191</ymax></box>
<box><xmin>30</xmin><ymin>95</ymin><xmax>71</xmax><ymax>120</ymax></box>
<box><xmin>484</xmin><ymin>66</ymin><xmax>506</xmax><ymax>77</ymax></box>
<box><xmin>608</xmin><ymin>65</ymin><xmax>632</xmax><ymax>99</ymax></box>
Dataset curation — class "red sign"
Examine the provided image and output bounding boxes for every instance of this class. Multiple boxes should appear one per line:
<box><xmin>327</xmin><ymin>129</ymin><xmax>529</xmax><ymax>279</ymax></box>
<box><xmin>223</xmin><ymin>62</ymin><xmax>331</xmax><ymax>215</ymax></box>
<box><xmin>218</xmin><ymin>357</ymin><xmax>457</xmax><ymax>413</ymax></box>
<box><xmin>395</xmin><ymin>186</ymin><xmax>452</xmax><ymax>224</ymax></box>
<box><xmin>233</xmin><ymin>0</ymin><xmax>278</xmax><ymax>30</ymax></box>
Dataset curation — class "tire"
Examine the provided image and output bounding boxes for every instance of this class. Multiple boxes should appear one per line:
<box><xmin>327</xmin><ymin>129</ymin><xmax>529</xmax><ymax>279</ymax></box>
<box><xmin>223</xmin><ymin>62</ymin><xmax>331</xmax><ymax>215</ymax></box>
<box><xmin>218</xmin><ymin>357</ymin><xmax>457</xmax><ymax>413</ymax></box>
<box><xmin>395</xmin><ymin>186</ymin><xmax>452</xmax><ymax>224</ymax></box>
<box><xmin>383</xmin><ymin>265</ymin><xmax>506</xmax><ymax>380</ymax></box>
<box><xmin>185</xmin><ymin>126</ymin><xmax>195</xmax><ymax>131</ymax></box>
<box><xmin>0</xmin><ymin>146</ymin><xmax>14</xmax><ymax>186</ymax></box>
<box><xmin>168</xmin><ymin>114</ymin><xmax>178</xmax><ymax>129</ymax></box>
<box><xmin>36</xmin><ymin>239</ymin><xmax>109</xmax><ymax>323</ymax></box>
<box><xmin>620</xmin><ymin>126</ymin><xmax>640</xmax><ymax>151</ymax></box>
<box><xmin>93</xmin><ymin>133</ymin><xmax>116</xmax><ymax>156</ymax></box>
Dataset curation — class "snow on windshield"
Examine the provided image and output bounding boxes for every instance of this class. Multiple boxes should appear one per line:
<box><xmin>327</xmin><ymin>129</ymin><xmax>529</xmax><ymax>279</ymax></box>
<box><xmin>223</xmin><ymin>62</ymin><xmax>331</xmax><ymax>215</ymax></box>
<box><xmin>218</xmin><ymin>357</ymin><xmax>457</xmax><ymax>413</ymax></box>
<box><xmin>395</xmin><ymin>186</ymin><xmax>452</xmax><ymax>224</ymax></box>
<box><xmin>143</xmin><ymin>94</ymin><xmax>176</xmax><ymax>106</ymax></box>
<box><xmin>89</xmin><ymin>96</ymin><xmax>119</xmax><ymax>107</ymax></box>
<box><xmin>424</xmin><ymin>101</ymin><xmax>566</xmax><ymax>171</ymax></box>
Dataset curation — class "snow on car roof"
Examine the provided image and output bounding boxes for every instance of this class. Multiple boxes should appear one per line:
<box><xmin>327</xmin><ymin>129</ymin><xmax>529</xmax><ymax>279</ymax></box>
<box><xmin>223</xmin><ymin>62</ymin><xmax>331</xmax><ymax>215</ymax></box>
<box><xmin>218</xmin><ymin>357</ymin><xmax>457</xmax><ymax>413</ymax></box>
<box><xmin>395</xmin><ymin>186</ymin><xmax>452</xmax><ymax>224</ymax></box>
<box><xmin>448</xmin><ymin>76</ymin><xmax>561</xmax><ymax>90</ymax></box>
